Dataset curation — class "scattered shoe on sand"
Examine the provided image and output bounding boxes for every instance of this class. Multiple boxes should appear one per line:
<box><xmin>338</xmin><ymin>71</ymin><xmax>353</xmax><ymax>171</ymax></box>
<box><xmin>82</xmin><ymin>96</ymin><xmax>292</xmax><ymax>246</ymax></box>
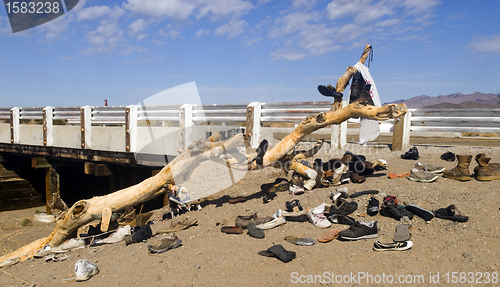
<box><xmin>443</xmin><ymin>155</ymin><xmax>472</xmax><ymax>181</ymax></box>
<box><xmin>317</xmin><ymin>229</ymin><xmax>340</xmax><ymax>243</ymax></box>
<box><xmin>75</xmin><ymin>259</ymin><xmax>99</xmax><ymax>282</ymax></box>
<box><xmin>258</xmin><ymin>244</ymin><xmax>296</xmax><ymax>263</ymax></box>
<box><xmin>284</xmin><ymin>236</ymin><xmax>316</xmax><ymax>246</ymax></box>
<box><xmin>433</xmin><ymin>205</ymin><xmax>469</xmax><ymax>222</ymax></box>
<box><xmin>148</xmin><ymin>234</ymin><xmax>182</xmax><ymax>254</ymax></box>
<box><xmin>338</xmin><ymin>220</ymin><xmax>378</xmax><ymax>241</ymax></box>
<box><xmin>373</xmin><ymin>241</ymin><xmax>413</xmax><ymax>252</ymax></box>
<box><xmin>404</xmin><ymin>204</ymin><xmax>435</xmax><ymax>222</ymax></box>
<box><xmin>394</xmin><ymin>224</ymin><xmax>411</xmax><ymax>242</ymax></box>
<box><xmin>408</xmin><ymin>168</ymin><xmax>438</xmax><ymax>183</ymax></box>
<box><xmin>401</xmin><ymin>147</ymin><xmax>419</xmax><ymax>160</ymax></box>
<box><xmin>221</xmin><ymin>226</ymin><xmax>243</xmax><ymax>234</ymax></box>
<box><xmin>414</xmin><ymin>162</ymin><xmax>445</xmax><ymax>174</ymax></box>
<box><xmin>247</xmin><ymin>222</ymin><xmax>265</xmax><ymax>239</ymax></box>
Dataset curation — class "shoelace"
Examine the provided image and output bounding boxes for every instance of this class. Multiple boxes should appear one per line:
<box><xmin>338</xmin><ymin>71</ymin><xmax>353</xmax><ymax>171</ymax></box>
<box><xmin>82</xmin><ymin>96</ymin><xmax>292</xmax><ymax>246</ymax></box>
<box><xmin>313</xmin><ymin>213</ymin><xmax>327</xmax><ymax>224</ymax></box>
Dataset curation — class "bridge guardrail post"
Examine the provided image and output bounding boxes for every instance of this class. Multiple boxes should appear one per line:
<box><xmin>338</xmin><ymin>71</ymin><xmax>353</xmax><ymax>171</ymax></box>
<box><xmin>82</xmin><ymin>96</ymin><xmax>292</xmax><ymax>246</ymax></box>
<box><xmin>80</xmin><ymin>106</ymin><xmax>92</xmax><ymax>149</ymax></box>
<box><xmin>246</xmin><ymin>102</ymin><xmax>262</xmax><ymax>149</ymax></box>
<box><xmin>391</xmin><ymin>110</ymin><xmax>411</xmax><ymax>151</ymax></box>
<box><xmin>125</xmin><ymin>105</ymin><xmax>138</xmax><ymax>153</ymax></box>
<box><xmin>179</xmin><ymin>104</ymin><xmax>194</xmax><ymax>151</ymax></box>
<box><xmin>43</xmin><ymin>106</ymin><xmax>54</xmax><ymax>146</ymax></box>
<box><xmin>10</xmin><ymin>107</ymin><xmax>20</xmax><ymax>144</ymax></box>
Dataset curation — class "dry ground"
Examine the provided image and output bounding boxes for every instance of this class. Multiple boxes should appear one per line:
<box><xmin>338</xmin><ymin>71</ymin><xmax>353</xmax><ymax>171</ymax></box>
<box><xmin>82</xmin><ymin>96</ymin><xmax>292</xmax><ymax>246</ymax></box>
<box><xmin>1</xmin><ymin>143</ymin><xmax>499</xmax><ymax>287</ymax></box>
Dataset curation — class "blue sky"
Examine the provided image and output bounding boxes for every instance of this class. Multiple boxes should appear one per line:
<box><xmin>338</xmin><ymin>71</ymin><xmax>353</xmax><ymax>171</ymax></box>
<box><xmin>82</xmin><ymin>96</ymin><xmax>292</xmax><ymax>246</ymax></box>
<box><xmin>0</xmin><ymin>0</ymin><xmax>499</xmax><ymax>108</ymax></box>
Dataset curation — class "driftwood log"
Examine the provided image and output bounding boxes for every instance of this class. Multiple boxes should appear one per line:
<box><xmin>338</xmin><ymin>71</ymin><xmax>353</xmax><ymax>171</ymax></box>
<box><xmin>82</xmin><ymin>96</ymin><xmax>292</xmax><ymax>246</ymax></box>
<box><xmin>0</xmin><ymin>44</ymin><xmax>407</xmax><ymax>264</ymax></box>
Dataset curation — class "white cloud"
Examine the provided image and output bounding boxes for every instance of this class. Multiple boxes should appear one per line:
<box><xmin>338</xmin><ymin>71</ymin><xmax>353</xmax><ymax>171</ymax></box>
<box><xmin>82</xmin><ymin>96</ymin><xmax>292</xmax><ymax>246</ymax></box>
<box><xmin>129</xmin><ymin>19</ymin><xmax>148</xmax><ymax>35</ymax></box>
<box><xmin>59</xmin><ymin>55</ymin><xmax>74</xmax><ymax>61</ymax></box>
<box><xmin>292</xmin><ymin>0</ymin><xmax>315</xmax><ymax>9</ymax></box>
<box><xmin>469</xmin><ymin>35</ymin><xmax>500</xmax><ymax>53</ymax></box>
<box><xmin>246</xmin><ymin>37</ymin><xmax>263</xmax><ymax>47</ymax></box>
<box><xmin>124</xmin><ymin>0</ymin><xmax>195</xmax><ymax>20</ymax></box>
<box><xmin>401</xmin><ymin>0</ymin><xmax>441</xmax><ymax>15</ymax></box>
<box><xmin>215</xmin><ymin>20</ymin><xmax>247</xmax><ymax>37</ymax></box>
<box><xmin>270</xmin><ymin>49</ymin><xmax>307</xmax><ymax>61</ymax></box>
<box><xmin>195</xmin><ymin>29</ymin><xmax>211</xmax><ymax>37</ymax></box>
<box><xmin>80</xmin><ymin>20</ymin><xmax>125</xmax><ymax>54</ymax></box>
<box><xmin>268</xmin><ymin>12</ymin><xmax>317</xmax><ymax>38</ymax></box>
<box><xmin>195</xmin><ymin>0</ymin><xmax>254</xmax><ymax>19</ymax></box>
<box><xmin>326</xmin><ymin>0</ymin><xmax>370</xmax><ymax>21</ymax></box>
<box><xmin>159</xmin><ymin>25</ymin><xmax>182</xmax><ymax>39</ymax></box>
<box><xmin>150</xmin><ymin>39</ymin><xmax>165</xmax><ymax>46</ymax></box>
<box><xmin>77</xmin><ymin>5</ymin><xmax>113</xmax><ymax>21</ymax></box>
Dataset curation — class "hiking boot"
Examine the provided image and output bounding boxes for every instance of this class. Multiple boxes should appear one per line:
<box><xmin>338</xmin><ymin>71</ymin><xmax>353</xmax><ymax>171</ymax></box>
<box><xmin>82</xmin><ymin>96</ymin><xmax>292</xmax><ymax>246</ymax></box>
<box><xmin>349</xmin><ymin>72</ymin><xmax>374</xmax><ymax>106</ymax></box>
<box><xmin>401</xmin><ymin>147</ymin><xmax>419</xmax><ymax>160</ymax></box>
<box><xmin>414</xmin><ymin>162</ymin><xmax>445</xmax><ymax>174</ymax></box>
<box><xmin>440</xmin><ymin>151</ymin><xmax>456</xmax><ymax>162</ymax></box>
<box><xmin>380</xmin><ymin>201</ymin><xmax>414</xmax><ymax>220</ymax></box>
<box><xmin>367</xmin><ymin>197</ymin><xmax>379</xmax><ymax>215</ymax></box>
<box><xmin>443</xmin><ymin>155</ymin><xmax>472</xmax><ymax>181</ymax></box>
<box><xmin>338</xmin><ymin>220</ymin><xmax>378</xmax><ymax>240</ymax></box>
<box><xmin>408</xmin><ymin>168</ymin><xmax>438</xmax><ymax>183</ymax></box>
<box><xmin>474</xmin><ymin>153</ymin><xmax>500</xmax><ymax>181</ymax></box>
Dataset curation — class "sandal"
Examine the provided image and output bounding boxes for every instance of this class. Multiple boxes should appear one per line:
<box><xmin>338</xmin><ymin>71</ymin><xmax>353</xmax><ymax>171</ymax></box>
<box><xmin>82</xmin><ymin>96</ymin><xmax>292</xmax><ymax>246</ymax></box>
<box><xmin>433</xmin><ymin>205</ymin><xmax>468</xmax><ymax>222</ymax></box>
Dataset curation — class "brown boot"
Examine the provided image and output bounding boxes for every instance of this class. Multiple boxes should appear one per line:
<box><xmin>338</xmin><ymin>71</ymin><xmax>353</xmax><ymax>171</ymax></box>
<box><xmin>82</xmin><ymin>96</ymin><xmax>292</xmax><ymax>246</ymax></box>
<box><xmin>474</xmin><ymin>154</ymin><xmax>500</xmax><ymax>181</ymax></box>
<box><xmin>443</xmin><ymin>155</ymin><xmax>471</xmax><ymax>181</ymax></box>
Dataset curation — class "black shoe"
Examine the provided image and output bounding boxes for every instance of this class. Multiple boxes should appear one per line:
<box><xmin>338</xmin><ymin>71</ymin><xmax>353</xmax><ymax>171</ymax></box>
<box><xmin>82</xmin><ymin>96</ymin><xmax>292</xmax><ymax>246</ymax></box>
<box><xmin>367</xmin><ymin>197</ymin><xmax>379</xmax><ymax>215</ymax></box>
<box><xmin>328</xmin><ymin>198</ymin><xmax>358</xmax><ymax>215</ymax></box>
<box><xmin>262</xmin><ymin>192</ymin><xmax>277</xmax><ymax>204</ymax></box>
<box><xmin>285</xmin><ymin>214</ymin><xmax>309</xmax><ymax>222</ymax></box>
<box><xmin>338</xmin><ymin>220</ymin><xmax>378</xmax><ymax>240</ymax></box>
<box><xmin>327</xmin><ymin>214</ymin><xmax>355</xmax><ymax>225</ymax></box>
<box><xmin>401</xmin><ymin>147</ymin><xmax>419</xmax><ymax>160</ymax></box>
<box><xmin>380</xmin><ymin>203</ymin><xmax>414</xmax><ymax>220</ymax></box>
<box><xmin>255</xmin><ymin>139</ymin><xmax>268</xmax><ymax>166</ymax></box>
<box><xmin>318</xmin><ymin>85</ymin><xmax>343</xmax><ymax>99</ymax></box>
<box><xmin>125</xmin><ymin>224</ymin><xmax>153</xmax><ymax>245</ymax></box>
<box><xmin>285</xmin><ymin>199</ymin><xmax>302</xmax><ymax>212</ymax></box>
<box><xmin>440</xmin><ymin>151</ymin><xmax>456</xmax><ymax>162</ymax></box>
<box><xmin>404</xmin><ymin>204</ymin><xmax>434</xmax><ymax>222</ymax></box>
<box><xmin>348</xmin><ymin>72</ymin><xmax>374</xmax><ymax>105</ymax></box>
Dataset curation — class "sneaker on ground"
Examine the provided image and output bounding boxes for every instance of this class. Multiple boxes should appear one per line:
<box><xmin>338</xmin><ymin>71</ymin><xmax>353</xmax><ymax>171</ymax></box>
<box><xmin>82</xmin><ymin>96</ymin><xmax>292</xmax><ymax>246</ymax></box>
<box><xmin>414</xmin><ymin>162</ymin><xmax>445</xmax><ymax>174</ymax></box>
<box><xmin>380</xmin><ymin>202</ymin><xmax>414</xmax><ymax>220</ymax></box>
<box><xmin>408</xmin><ymin>168</ymin><xmax>438</xmax><ymax>183</ymax></box>
<box><xmin>373</xmin><ymin>241</ymin><xmax>413</xmax><ymax>252</ymax></box>
<box><xmin>307</xmin><ymin>203</ymin><xmax>331</xmax><ymax>228</ymax></box>
<box><xmin>367</xmin><ymin>197</ymin><xmax>379</xmax><ymax>214</ymax></box>
<box><xmin>338</xmin><ymin>220</ymin><xmax>378</xmax><ymax>240</ymax></box>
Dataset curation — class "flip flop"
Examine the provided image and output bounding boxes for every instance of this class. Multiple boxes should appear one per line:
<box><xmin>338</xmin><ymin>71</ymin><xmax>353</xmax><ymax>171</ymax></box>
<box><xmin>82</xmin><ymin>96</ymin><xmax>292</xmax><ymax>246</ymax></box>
<box><xmin>317</xmin><ymin>229</ymin><xmax>340</xmax><ymax>243</ymax></box>
<box><xmin>100</xmin><ymin>207</ymin><xmax>112</xmax><ymax>232</ymax></box>
<box><xmin>284</xmin><ymin>236</ymin><xmax>315</xmax><ymax>246</ymax></box>
<box><xmin>393</xmin><ymin>224</ymin><xmax>411</xmax><ymax>242</ymax></box>
<box><xmin>389</xmin><ymin>172</ymin><xmax>410</xmax><ymax>179</ymax></box>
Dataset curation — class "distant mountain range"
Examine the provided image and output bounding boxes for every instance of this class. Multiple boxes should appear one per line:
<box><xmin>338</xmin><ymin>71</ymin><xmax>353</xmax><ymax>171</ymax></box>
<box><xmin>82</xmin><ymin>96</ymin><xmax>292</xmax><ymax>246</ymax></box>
<box><xmin>387</xmin><ymin>92</ymin><xmax>500</xmax><ymax>109</ymax></box>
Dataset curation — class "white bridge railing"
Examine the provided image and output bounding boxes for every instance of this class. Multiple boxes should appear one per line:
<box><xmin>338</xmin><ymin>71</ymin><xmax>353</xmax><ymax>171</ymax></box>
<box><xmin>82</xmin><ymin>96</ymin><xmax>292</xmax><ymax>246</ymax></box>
<box><xmin>1</xmin><ymin>102</ymin><xmax>499</xmax><ymax>155</ymax></box>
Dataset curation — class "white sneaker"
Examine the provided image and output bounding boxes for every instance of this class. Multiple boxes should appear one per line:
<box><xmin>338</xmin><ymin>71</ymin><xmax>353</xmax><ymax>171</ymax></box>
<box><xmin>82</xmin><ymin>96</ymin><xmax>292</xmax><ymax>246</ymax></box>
<box><xmin>75</xmin><ymin>259</ymin><xmax>99</xmax><ymax>282</ymax></box>
<box><xmin>332</xmin><ymin>163</ymin><xmax>349</xmax><ymax>186</ymax></box>
<box><xmin>308</xmin><ymin>203</ymin><xmax>331</xmax><ymax>228</ymax></box>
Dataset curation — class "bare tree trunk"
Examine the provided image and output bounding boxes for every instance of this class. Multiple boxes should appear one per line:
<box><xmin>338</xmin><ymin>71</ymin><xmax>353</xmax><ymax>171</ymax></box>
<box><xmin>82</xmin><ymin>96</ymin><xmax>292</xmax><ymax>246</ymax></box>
<box><xmin>0</xmin><ymin>44</ymin><xmax>407</xmax><ymax>264</ymax></box>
